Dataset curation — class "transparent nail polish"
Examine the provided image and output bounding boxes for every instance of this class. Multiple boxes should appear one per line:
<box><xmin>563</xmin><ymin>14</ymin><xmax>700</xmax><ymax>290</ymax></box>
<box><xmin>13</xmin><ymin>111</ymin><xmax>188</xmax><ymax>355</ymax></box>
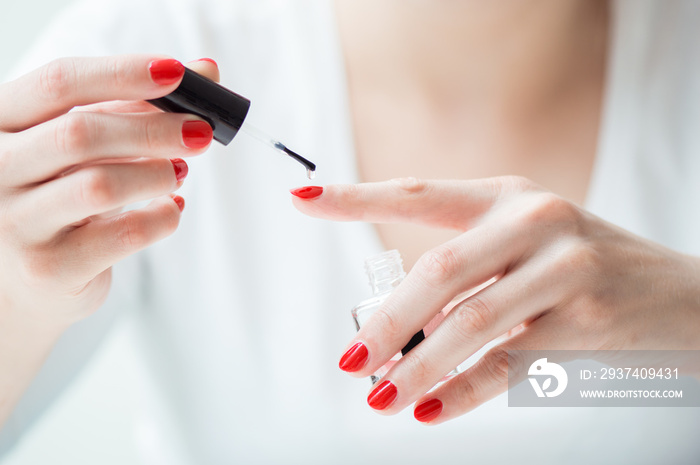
<box><xmin>351</xmin><ymin>250</ymin><xmax>462</xmax><ymax>384</ymax></box>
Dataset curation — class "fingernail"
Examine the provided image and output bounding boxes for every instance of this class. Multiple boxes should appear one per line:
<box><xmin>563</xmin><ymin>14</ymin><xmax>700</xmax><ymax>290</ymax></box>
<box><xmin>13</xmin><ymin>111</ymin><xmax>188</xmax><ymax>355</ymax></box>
<box><xmin>339</xmin><ymin>342</ymin><xmax>369</xmax><ymax>372</ymax></box>
<box><xmin>182</xmin><ymin>120</ymin><xmax>213</xmax><ymax>149</ymax></box>
<box><xmin>367</xmin><ymin>380</ymin><xmax>398</xmax><ymax>410</ymax></box>
<box><xmin>414</xmin><ymin>399</ymin><xmax>442</xmax><ymax>423</ymax></box>
<box><xmin>290</xmin><ymin>186</ymin><xmax>323</xmax><ymax>199</ymax></box>
<box><xmin>171</xmin><ymin>194</ymin><xmax>185</xmax><ymax>212</ymax></box>
<box><xmin>149</xmin><ymin>58</ymin><xmax>185</xmax><ymax>85</ymax></box>
<box><xmin>170</xmin><ymin>158</ymin><xmax>188</xmax><ymax>183</ymax></box>
<box><xmin>197</xmin><ymin>57</ymin><xmax>218</xmax><ymax>67</ymax></box>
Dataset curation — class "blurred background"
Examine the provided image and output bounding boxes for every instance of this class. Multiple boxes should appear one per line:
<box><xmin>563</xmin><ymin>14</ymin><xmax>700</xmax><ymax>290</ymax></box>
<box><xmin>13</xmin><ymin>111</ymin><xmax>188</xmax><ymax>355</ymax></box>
<box><xmin>1</xmin><ymin>3</ymin><xmax>140</xmax><ymax>464</ymax></box>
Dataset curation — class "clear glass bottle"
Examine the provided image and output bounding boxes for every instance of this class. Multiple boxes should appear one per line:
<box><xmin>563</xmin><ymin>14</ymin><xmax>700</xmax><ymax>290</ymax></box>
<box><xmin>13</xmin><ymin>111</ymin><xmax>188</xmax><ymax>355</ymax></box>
<box><xmin>351</xmin><ymin>250</ymin><xmax>461</xmax><ymax>384</ymax></box>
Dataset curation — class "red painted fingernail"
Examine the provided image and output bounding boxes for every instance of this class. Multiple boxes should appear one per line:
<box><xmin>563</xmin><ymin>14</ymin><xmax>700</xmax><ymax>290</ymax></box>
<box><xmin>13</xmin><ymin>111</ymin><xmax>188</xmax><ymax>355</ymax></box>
<box><xmin>339</xmin><ymin>342</ymin><xmax>369</xmax><ymax>372</ymax></box>
<box><xmin>182</xmin><ymin>120</ymin><xmax>213</xmax><ymax>149</ymax></box>
<box><xmin>290</xmin><ymin>186</ymin><xmax>323</xmax><ymax>199</ymax></box>
<box><xmin>170</xmin><ymin>158</ymin><xmax>188</xmax><ymax>183</ymax></box>
<box><xmin>367</xmin><ymin>380</ymin><xmax>398</xmax><ymax>410</ymax></box>
<box><xmin>171</xmin><ymin>194</ymin><xmax>185</xmax><ymax>212</ymax></box>
<box><xmin>149</xmin><ymin>59</ymin><xmax>185</xmax><ymax>85</ymax></box>
<box><xmin>197</xmin><ymin>58</ymin><xmax>218</xmax><ymax>67</ymax></box>
<box><xmin>414</xmin><ymin>399</ymin><xmax>442</xmax><ymax>423</ymax></box>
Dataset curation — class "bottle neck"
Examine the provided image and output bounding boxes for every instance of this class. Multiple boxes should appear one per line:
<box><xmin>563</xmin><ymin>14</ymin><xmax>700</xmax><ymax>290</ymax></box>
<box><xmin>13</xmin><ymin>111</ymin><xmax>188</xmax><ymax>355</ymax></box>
<box><xmin>365</xmin><ymin>250</ymin><xmax>406</xmax><ymax>296</ymax></box>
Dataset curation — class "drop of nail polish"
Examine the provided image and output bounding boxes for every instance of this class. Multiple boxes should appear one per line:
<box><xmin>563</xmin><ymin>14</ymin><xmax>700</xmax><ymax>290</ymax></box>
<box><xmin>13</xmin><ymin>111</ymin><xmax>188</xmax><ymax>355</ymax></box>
<box><xmin>307</xmin><ymin>169</ymin><xmax>316</xmax><ymax>180</ymax></box>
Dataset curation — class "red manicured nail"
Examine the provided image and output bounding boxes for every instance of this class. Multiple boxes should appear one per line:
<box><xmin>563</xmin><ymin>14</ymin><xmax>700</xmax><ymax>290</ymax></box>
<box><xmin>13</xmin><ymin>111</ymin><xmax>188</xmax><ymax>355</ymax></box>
<box><xmin>149</xmin><ymin>59</ymin><xmax>185</xmax><ymax>85</ymax></box>
<box><xmin>290</xmin><ymin>186</ymin><xmax>323</xmax><ymax>199</ymax></box>
<box><xmin>170</xmin><ymin>158</ymin><xmax>188</xmax><ymax>182</ymax></box>
<box><xmin>171</xmin><ymin>194</ymin><xmax>185</xmax><ymax>212</ymax></box>
<box><xmin>197</xmin><ymin>58</ymin><xmax>218</xmax><ymax>67</ymax></box>
<box><xmin>367</xmin><ymin>380</ymin><xmax>398</xmax><ymax>410</ymax></box>
<box><xmin>339</xmin><ymin>342</ymin><xmax>369</xmax><ymax>372</ymax></box>
<box><xmin>414</xmin><ymin>399</ymin><xmax>442</xmax><ymax>423</ymax></box>
<box><xmin>182</xmin><ymin>120</ymin><xmax>213</xmax><ymax>149</ymax></box>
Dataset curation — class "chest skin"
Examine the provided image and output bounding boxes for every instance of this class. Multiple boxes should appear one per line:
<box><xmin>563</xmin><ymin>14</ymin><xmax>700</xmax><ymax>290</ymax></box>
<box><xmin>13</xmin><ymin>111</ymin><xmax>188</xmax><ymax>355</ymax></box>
<box><xmin>334</xmin><ymin>0</ymin><xmax>609</xmax><ymax>270</ymax></box>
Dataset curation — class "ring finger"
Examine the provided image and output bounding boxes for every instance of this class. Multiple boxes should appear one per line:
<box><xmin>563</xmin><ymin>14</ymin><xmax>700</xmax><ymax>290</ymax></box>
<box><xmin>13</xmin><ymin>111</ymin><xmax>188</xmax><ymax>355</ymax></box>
<box><xmin>367</xmin><ymin>256</ymin><xmax>565</xmax><ymax>414</ymax></box>
<box><xmin>413</xmin><ymin>313</ymin><xmax>574</xmax><ymax>424</ymax></box>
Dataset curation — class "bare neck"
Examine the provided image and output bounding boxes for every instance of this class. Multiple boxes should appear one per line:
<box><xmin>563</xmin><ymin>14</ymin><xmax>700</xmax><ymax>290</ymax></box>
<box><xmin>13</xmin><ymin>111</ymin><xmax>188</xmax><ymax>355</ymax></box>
<box><xmin>335</xmin><ymin>0</ymin><xmax>610</xmax><ymax>117</ymax></box>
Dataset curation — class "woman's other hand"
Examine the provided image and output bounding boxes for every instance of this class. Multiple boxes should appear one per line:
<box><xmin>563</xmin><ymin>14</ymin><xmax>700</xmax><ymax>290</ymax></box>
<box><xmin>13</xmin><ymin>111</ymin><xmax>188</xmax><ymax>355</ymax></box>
<box><xmin>292</xmin><ymin>177</ymin><xmax>700</xmax><ymax>424</ymax></box>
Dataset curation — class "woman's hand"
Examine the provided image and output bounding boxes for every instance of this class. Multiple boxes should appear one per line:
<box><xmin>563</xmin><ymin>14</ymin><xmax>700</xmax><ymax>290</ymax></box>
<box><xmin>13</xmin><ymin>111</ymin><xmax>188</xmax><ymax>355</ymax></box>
<box><xmin>0</xmin><ymin>55</ymin><xmax>217</xmax><ymax>329</ymax></box>
<box><xmin>292</xmin><ymin>177</ymin><xmax>700</xmax><ymax>424</ymax></box>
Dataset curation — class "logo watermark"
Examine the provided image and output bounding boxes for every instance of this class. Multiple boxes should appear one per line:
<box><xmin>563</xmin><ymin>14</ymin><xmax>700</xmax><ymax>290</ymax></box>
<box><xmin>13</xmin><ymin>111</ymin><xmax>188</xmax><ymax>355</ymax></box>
<box><xmin>528</xmin><ymin>358</ymin><xmax>568</xmax><ymax>398</ymax></box>
<box><xmin>508</xmin><ymin>350</ymin><xmax>700</xmax><ymax>407</ymax></box>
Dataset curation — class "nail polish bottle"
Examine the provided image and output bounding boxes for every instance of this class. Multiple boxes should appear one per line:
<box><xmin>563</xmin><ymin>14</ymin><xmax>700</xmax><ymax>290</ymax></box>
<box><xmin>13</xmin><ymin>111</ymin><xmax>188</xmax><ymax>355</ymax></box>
<box><xmin>351</xmin><ymin>250</ymin><xmax>462</xmax><ymax>384</ymax></box>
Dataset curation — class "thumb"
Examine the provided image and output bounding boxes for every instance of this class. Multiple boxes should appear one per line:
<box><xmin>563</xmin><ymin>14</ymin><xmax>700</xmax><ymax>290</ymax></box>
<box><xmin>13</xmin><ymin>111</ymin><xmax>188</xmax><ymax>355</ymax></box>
<box><xmin>185</xmin><ymin>58</ymin><xmax>220</xmax><ymax>83</ymax></box>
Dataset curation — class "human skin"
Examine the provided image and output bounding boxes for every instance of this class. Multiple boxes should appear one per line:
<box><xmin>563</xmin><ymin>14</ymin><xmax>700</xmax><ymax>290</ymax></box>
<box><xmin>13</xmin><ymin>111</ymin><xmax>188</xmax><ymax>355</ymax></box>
<box><xmin>0</xmin><ymin>55</ymin><xmax>219</xmax><ymax>425</ymax></box>
<box><xmin>292</xmin><ymin>177</ymin><xmax>700</xmax><ymax>424</ymax></box>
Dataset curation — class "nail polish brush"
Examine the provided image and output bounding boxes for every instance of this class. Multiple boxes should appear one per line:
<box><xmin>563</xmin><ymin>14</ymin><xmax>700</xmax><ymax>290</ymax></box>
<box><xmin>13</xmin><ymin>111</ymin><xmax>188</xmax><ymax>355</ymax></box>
<box><xmin>148</xmin><ymin>68</ymin><xmax>316</xmax><ymax>179</ymax></box>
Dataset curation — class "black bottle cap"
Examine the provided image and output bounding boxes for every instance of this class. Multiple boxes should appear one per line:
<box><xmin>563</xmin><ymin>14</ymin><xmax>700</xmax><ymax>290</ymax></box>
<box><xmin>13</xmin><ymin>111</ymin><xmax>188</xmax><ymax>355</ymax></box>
<box><xmin>148</xmin><ymin>68</ymin><xmax>251</xmax><ymax>145</ymax></box>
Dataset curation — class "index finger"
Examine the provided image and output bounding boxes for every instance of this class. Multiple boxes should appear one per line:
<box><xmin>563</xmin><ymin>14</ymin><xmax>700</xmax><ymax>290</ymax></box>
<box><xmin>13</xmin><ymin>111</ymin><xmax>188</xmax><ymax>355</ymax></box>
<box><xmin>291</xmin><ymin>177</ymin><xmax>538</xmax><ymax>230</ymax></box>
<box><xmin>0</xmin><ymin>55</ymin><xmax>185</xmax><ymax>132</ymax></box>
<box><xmin>76</xmin><ymin>57</ymin><xmax>221</xmax><ymax>114</ymax></box>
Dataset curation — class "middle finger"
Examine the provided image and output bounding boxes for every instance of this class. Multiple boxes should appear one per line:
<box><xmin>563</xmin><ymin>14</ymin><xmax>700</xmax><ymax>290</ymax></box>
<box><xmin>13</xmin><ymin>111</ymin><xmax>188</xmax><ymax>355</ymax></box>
<box><xmin>342</xmin><ymin>217</ymin><xmax>530</xmax><ymax>380</ymax></box>
<box><xmin>1</xmin><ymin>111</ymin><xmax>211</xmax><ymax>187</ymax></box>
